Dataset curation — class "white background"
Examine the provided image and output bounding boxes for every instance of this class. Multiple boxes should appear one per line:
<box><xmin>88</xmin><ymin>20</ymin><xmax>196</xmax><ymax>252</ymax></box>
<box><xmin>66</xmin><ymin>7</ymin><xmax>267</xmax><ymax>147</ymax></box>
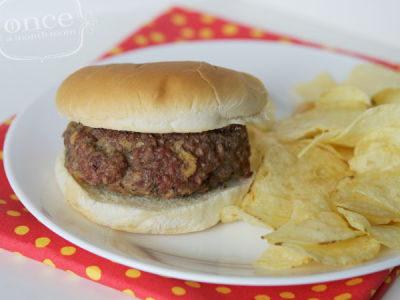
<box><xmin>0</xmin><ymin>0</ymin><xmax>399</xmax><ymax>299</ymax></box>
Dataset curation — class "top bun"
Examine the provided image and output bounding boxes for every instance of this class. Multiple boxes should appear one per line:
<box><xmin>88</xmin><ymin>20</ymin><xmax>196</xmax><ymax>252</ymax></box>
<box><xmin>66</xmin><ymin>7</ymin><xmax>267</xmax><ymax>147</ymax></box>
<box><xmin>56</xmin><ymin>61</ymin><xmax>271</xmax><ymax>133</ymax></box>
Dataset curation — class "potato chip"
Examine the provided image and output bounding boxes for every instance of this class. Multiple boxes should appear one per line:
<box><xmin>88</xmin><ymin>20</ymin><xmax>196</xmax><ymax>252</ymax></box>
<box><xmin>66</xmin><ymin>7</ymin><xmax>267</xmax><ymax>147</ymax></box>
<box><xmin>336</xmin><ymin>200</ymin><xmax>400</xmax><ymax>223</ymax></box>
<box><xmin>344</xmin><ymin>64</ymin><xmax>400</xmax><ymax>96</ymax></box>
<box><xmin>310</xmin><ymin>143</ymin><xmax>346</xmax><ymax>161</ymax></box>
<box><xmin>297</xmin><ymin>130</ymin><xmax>339</xmax><ymax>158</ymax></box>
<box><xmin>364</xmin><ymin>215</ymin><xmax>400</xmax><ymax>225</ymax></box>
<box><xmin>247</xmin><ymin>125</ymin><xmax>268</xmax><ymax>171</ymax></box>
<box><xmin>265</xmin><ymin>210</ymin><xmax>361</xmax><ymax>245</ymax></box>
<box><xmin>336</xmin><ymin>207</ymin><xmax>400</xmax><ymax>226</ymax></box>
<box><xmin>369</xmin><ymin>225</ymin><xmax>400</xmax><ymax>250</ymax></box>
<box><xmin>355</xmin><ymin>171</ymin><xmax>400</xmax><ymax>215</ymax></box>
<box><xmin>289</xmin><ymin>197</ymin><xmax>331</xmax><ymax>223</ymax></box>
<box><xmin>372</xmin><ymin>88</ymin><xmax>400</xmax><ymax>105</ymax></box>
<box><xmin>284</xmin><ymin>236</ymin><xmax>380</xmax><ymax>266</ymax></box>
<box><xmin>241</xmin><ymin>135</ymin><xmax>351</xmax><ymax>229</ymax></box>
<box><xmin>293</xmin><ymin>101</ymin><xmax>315</xmax><ymax>114</ymax></box>
<box><xmin>279</xmin><ymin>87</ymin><xmax>370</xmax><ymax>145</ymax></box>
<box><xmin>315</xmin><ymin>86</ymin><xmax>371</xmax><ymax>109</ymax></box>
<box><xmin>335</xmin><ymin>104</ymin><xmax>400</xmax><ymax>146</ymax></box>
<box><xmin>254</xmin><ymin>245</ymin><xmax>311</xmax><ymax>270</ymax></box>
<box><xmin>334</xmin><ymin>176</ymin><xmax>400</xmax><ymax>219</ymax></box>
<box><xmin>275</xmin><ymin>109</ymin><xmax>364</xmax><ymax>142</ymax></box>
<box><xmin>293</xmin><ymin>72</ymin><xmax>337</xmax><ymax>102</ymax></box>
<box><xmin>337</xmin><ymin>207</ymin><xmax>370</xmax><ymax>232</ymax></box>
<box><xmin>327</xmin><ymin>145</ymin><xmax>354</xmax><ymax>161</ymax></box>
<box><xmin>337</xmin><ymin>208</ymin><xmax>400</xmax><ymax>249</ymax></box>
<box><xmin>220</xmin><ymin>205</ymin><xmax>272</xmax><ymax>228</ymax></box>
<box><xmin>229</xmin><ymin>65</ymin><xmax>400</xmax><ymax>270</ymax></box>
<box><xmin>309</xmin><ymin>104</ymin><xmax>400</xmax><ymax>147</ymax></box>
<box><xmin>349</xmin><ymin>128</ymin><xmax>400</xmax><ymax>173</ymax></box>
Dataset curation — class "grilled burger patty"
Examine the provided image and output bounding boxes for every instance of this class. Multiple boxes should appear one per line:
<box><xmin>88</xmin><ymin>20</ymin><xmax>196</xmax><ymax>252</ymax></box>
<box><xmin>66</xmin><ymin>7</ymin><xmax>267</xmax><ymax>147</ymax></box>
<box><xmin>63</xmin><ymin>122</ymin><xmax>252</xmax><ymax>199</ymax></box>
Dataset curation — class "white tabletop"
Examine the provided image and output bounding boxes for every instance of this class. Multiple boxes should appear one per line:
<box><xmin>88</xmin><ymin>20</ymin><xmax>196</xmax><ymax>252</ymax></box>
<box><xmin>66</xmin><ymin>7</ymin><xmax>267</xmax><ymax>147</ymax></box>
<box><xmin>0</xmin><ymin>1</ymin><xmax>399</xmax><ymax>299</ymax></box>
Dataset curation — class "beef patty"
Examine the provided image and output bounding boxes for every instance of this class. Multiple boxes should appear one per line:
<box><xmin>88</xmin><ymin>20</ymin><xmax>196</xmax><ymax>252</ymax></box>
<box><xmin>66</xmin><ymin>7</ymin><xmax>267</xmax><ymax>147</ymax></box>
<box><xmin>63</xmin><ymin>122</ymin><xmax>251</xmax><ymax>199</ymax></box>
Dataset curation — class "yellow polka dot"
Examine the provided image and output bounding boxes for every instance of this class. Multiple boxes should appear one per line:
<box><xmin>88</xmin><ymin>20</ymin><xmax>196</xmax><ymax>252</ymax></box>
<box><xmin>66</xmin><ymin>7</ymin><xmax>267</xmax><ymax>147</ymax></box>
<box><xmin>171</xmin><ymin>14</ymin><xmax>187</xmax><ymax>26</ymax></box>
<box><xmin>14</xmin><ymin>225</ymin><xmax>29</xmax><ymax>235</ymax></box>
<box><xmin>311</xmin><ymin>284</ymin><xmax>327</xmax><ymax>292</ymax></box>
<box><xmin>184</xmin><ymin>281</ymin><xmax>201</xmax><ymax>288</ymax></box>
<box><xmin>346</xmin><ymin>278</ymin><xmax>363</xmax><ymax>286</ymax></box>
<box><xmin>250</xmin><ymin>28</ymin><xmax>264</xmax><ymax>38</ymax></box>
<box><xmin>146</xmin><ymin>21</ymin><xmax>155</xmax><ymax>27</ymax></box>
<box><xmin>43</xmin><ymin>258</ymin><xmax>55</xmax><ymax>268</ymax></box>
<box><xmin>180</xmin><ymin>27</ymin><xmax>195</xmax><ymax>39</ymax></box>
<box><xmin>280</xmin><ymin>292</ymin><xmax>295</xmax><ymax>299</ymax></box>
<box><xmin>125</xmin><ymin>268</ymin><xmax>141</xmax><ymax>278</ymax></box>
<box><xmin>4</xmin><ymin>118</ymin><xmax>13</xmax><ymax>125</ymax></box>
<box><xmin>66</xmin><ymin>270</ymin><xmax>77</xmax><ymax>276</ymax></box>
<box><xmin>123</xmin><ymin>289</ymin><xmax>135</xmax><ymax>297</ymax></box>
<box><xmin>279</xmin><ymin>37</ymin><xmax>292</xmax><ymax>43</ymax></box>
<box><xmin>385</xmin><ymin>276</ymin><xmax>392</xmax><ymax>283</ymax></box>
<box><xmin>371</xmin><ymin>289</ymin><xmax>376</xmax><ymax>296</ymax></box>
<box><xmin>7</xmin><ymin>210</ymin><xmax>21</xmax><ymax>216</ymax></box>
<box><xmin>308</xmin><ymin>298</ymin><xmax>320</xmax><ymax>300</ymax></box>
<box><xmin>0</xmin><ymin>151</ymin><xmax>3</xmax><ymax>160</ymax></box>
<box><xmin>200</xmin><ymin>14</ymin><xmax>214</xmax><ymax>24</ymax></box>
<box><xmin>171</xmin><ymin>286</ymin><xmax>186</xmax><ymax>296</ymax></box>
<box><xmin>145</xmin><ymin>298</ymin><xmax>155</xmax><ymax>300</ymax></box>
<box><xmin>216</xmin><ymin>287</ymin><xmax>231</xmax><ymax>294</ymax></box>
<box><xmin>86</xmin><ymin>266</ymin><xmax>101</xmax><ymax>280</ymax></box>
<box><xmin>222</xmin><ymin>24</ymin><xmax>239</xmax><ymax>36</ymax></box>
<box><xmin>0</xmin><ymin>199</ymin><xmax>6</xmax><ymax>204</ymax></box>
<box><xmin>60</xmin><ymin>246</ymin><xmax>76</xmax><ymax>256</ymax></box>
<box><xmin>109</xmin><ymin>46</ymin><xmax>122</xmax><ymax>55</ymax></box>
<box><xmin>10</xmin><ymin>194</ymin><xmax>19</xmax><ymax>200</ymax></box>
<box><xmin>334</xmin><ymin>293</ymin><xmax>352</xmax><ymax>300</ymax></box>
<box><xmin>397</xmin><ymin>269</ymin><xmax>400</xmax><ymax>277</ymax></box>
<box><xmin>199</xmin><ymin>28</ymin><xmax>214</xmax><ymax>39</ymax></box>
<box><xmin>254</xmin><ymin>295</ymin><xmax>270</xmax><ymax>300</ymax></box>
<box><xmin>150</xmin><ymin>31</ymin><xmax>165</xmax><ymax>43</ymax></box>
<box><xmin>35</xmin><ymin>237</ymin><xmax>51</xmax><ymax>248</ymax></box>
<box><xmin>134</xmin><ymin>35</ymin><xmax>148</xmax><ymax>46</ymax></box>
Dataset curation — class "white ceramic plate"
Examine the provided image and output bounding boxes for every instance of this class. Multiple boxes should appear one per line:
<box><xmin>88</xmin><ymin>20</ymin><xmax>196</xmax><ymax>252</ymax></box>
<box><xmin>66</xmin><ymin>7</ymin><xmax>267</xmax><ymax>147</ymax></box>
<box><xmin>4</xmin><ymin>40</ymin><xmax>400</xmax><ymax>286</ymax></box>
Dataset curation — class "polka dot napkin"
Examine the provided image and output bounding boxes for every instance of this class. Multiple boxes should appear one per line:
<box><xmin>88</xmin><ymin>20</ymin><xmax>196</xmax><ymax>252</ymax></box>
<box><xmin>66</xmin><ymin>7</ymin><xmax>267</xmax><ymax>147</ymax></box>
<box><xmin>1</xmin><ymin>6</ymin><xmax>400</xmax><ymax>300</ymax></box>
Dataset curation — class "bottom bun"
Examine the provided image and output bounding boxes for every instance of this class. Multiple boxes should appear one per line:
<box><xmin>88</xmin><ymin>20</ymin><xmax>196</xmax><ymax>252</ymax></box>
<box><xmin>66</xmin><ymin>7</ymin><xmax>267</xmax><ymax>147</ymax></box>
<box><xmin>55</xmin><ymin>152</ymin><xmax>253</xmax><ymax>234</ymax></box>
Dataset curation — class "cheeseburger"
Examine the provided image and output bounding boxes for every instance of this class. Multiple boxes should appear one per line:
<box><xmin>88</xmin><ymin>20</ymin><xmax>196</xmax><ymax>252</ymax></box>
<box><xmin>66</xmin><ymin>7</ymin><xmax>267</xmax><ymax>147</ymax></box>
<box><xmin>55</xmin><ymin>61</ymin><xmax>271</xmax><ymax>234</ymax></box>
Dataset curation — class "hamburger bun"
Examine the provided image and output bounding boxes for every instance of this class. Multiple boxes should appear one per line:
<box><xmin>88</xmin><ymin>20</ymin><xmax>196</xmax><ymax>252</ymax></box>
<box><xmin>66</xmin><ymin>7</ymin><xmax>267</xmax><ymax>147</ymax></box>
<box><xmin>55</xmin><ymin>61</ymin><xmax>271</xmax><ymax>234</ymax></box>
<box><xmin>56</xmin><ymin>61</ymin><xmax>270</xmax><ymax>133</ymax></box>
<box><xmin>55</xmin><ymin>153</ymin><xmax>254</xmax><ymax>234</ymax></box>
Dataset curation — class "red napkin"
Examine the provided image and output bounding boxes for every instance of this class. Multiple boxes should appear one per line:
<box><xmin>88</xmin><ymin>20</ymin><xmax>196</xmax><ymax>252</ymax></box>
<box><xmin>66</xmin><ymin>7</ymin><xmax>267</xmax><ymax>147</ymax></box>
<box><xmin>1</xmin><ymin>6</ymin><xmax>400</xmax><ymax>300</ymax></box>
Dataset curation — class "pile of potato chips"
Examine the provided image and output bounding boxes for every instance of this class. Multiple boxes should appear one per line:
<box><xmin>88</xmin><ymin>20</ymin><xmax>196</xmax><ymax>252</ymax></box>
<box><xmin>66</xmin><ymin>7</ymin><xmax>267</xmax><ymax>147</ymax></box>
<box><xmin>222</xmin><ymin>65</ymin><xmax>400</xmax><ymax>269</ymax></box>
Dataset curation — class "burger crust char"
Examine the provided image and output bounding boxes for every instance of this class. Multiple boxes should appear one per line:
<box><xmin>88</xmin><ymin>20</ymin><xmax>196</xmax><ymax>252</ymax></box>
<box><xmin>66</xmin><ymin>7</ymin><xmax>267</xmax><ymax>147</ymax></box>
<box><xmin>63</xmin><ymin>122</ymin><xmax>252</xmax><ymax>199</ymax></box>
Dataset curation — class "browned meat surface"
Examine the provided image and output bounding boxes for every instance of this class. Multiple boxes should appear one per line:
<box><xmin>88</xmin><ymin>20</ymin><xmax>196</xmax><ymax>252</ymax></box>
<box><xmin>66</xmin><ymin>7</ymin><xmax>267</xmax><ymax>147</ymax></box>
<box><xmin>63</xmin><ymin>122</ymin><xmax>251</xmax><ymax>199</ymax></box>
